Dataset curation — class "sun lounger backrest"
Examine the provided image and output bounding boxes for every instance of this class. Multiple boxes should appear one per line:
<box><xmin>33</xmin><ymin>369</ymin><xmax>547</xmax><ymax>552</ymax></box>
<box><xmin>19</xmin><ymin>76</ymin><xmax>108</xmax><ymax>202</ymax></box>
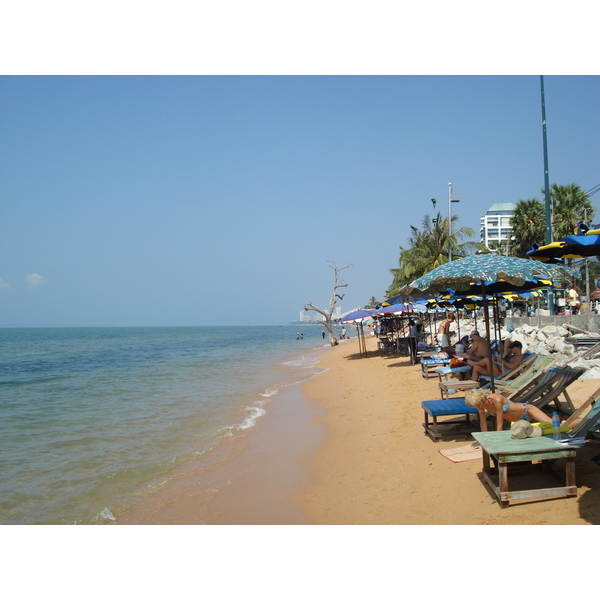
<box><xmin>499</xmin><ymin>355</ymin><xmax>560</xmax><ymax>391</ymax></box>
<box><xmin>576</xmin><ymin>341</ymin><xmax>600</xmax><ymax>361</ymax></box>
<box><xmin>529</xmin><ymin>366</ymin><xmax>584</xmax><ymax>412</ymax></box>
<box><xmin>507</xmin><ymin>366</ymin><xmax>563</xmax><ymax>403</ymax></box>
<box><xmin>566</xmin><ymin>399</ymin><xmax>600</xmax><ymax>439</ymax></box>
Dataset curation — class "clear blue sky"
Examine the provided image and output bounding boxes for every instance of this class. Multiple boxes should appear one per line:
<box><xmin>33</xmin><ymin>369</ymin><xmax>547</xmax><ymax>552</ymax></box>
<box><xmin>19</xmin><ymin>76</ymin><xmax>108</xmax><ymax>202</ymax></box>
<box><xmin>1</xmin><ymin>75</ymin><xmax>599</xmax><ymax>326</ymax></box>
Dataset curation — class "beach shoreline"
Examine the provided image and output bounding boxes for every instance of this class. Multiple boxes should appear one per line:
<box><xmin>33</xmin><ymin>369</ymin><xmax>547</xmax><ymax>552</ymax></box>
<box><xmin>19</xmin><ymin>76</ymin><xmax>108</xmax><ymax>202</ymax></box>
<box><xmin>114</xmin><ymin>343</ymin><xmax>331</xmax><ymax>525</ymax></box>
<box><xmin>293</xmin><ymin>335</ymin><xmax>600</xmax><ymax>525</ymax></box>
<box><xmin>116</xmin><ymin>334</ymin><xmax>600</xmax><ymax>525</ymax></box>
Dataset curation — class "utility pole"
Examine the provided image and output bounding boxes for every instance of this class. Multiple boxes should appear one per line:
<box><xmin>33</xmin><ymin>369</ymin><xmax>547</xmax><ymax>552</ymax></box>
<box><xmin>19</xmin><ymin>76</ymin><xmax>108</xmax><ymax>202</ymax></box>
<box><xmin>540</xmin><ymin>75</ymin><xmax>554</xmax><ymax>313</ymax></box>
<box><xmin>448</xmin><ymin>183</ymin><xmax>460</xmax><ymax>261</ymax></box>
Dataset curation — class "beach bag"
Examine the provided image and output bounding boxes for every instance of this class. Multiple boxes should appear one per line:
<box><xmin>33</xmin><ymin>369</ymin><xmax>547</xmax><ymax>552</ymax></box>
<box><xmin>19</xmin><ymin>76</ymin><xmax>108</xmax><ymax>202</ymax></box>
<box><xmin>450</xmin><ymin>357</ymin><xmax>468</xmax><ymax>368</ymax></box>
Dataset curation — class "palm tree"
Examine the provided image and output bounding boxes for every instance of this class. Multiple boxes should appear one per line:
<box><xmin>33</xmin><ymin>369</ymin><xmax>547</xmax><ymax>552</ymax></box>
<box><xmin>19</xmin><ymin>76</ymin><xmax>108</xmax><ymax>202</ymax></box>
<box><xmin>387</xmin><ymin>212</ymin><xmax>483</xmax><ymax>297</ymax></box>
<box><xmin>510</xmin><ymin>185</ymin><xmax>595</xmax><ymax>257</ymax></box>
<box><xmin>508</xmin><ymin>198</ymin><xmax>545</xmax><ymax>257</ymax></box>
<box><xmin>364</xmin><ymin>296</ymin><xmax>379</xmax><ymax>309</ymax></box>
<box><xmin>549</xmin><ymin>183</ymin><xmax>595</xmax><ymax>239</ymax></box>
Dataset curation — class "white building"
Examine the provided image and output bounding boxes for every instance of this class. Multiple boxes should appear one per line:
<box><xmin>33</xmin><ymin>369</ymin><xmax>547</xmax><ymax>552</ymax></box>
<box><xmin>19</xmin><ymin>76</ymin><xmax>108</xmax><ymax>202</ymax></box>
<box><xmin>480</xmin><ymin>202</ymin><xmax>515</xmax><ymax>249</ymax></box>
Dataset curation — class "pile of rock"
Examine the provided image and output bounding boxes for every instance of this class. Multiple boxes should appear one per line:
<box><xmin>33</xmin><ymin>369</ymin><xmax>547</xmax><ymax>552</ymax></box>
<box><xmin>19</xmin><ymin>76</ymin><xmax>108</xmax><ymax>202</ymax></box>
<box><xmin>459</xmin><ymin>322</ymin><xmax>600</xmax><ymax>379</ymax></box>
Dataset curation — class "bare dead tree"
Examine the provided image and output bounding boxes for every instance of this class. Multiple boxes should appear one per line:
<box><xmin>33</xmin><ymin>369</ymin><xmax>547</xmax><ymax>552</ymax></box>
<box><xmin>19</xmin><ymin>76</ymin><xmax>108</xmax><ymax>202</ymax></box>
<box><xmin>304</xmin><ymin>262</ymin><xmax>351</xmax><ymax>346</ymax></box>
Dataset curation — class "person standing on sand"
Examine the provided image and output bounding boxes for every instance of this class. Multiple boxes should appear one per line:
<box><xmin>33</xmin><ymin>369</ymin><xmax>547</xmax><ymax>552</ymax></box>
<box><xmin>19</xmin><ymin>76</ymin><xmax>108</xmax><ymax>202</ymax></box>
<box><xmin>567</xmin><ymin>284</ymin><xmax>580</xmax><ymax>314</ymax></box>
<box><xmin>437</xmin><ymin>313</ymin><xmax>455</xmax><ymax>352</ymax></box>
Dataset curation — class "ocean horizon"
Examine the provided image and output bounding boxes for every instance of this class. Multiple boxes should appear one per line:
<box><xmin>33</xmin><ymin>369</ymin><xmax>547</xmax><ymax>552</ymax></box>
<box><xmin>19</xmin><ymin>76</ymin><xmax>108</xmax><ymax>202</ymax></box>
<box><xmin>0</xmin><ymin>325</ymin><xmax>337</xmax><ymax>524</ymax></box>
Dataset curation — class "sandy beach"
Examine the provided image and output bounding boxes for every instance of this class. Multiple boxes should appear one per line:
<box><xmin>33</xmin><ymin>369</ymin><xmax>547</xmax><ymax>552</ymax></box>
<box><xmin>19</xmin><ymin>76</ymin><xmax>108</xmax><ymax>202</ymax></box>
<box><xmin>294</xmin><ymin>335</ymin><xmax>600</xmax><ymax>525</ymax></box>
<box><xmin>114</xmin><ymin>333</ymin><xmax>600</xmax><ymax>526</ymax></box>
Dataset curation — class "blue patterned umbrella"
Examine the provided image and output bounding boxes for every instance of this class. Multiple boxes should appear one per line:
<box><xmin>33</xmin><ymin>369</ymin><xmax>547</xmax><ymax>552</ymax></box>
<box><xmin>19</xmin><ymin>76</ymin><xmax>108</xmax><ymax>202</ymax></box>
<box><xmin>401</xmin><ymin>254</ymin><xmax>576</xmax><ymax>298</ymax></box>
<box><xmin>399</xmin><ymin>254</ymin><xmax>576</xmax><ymax>392</ymax></box>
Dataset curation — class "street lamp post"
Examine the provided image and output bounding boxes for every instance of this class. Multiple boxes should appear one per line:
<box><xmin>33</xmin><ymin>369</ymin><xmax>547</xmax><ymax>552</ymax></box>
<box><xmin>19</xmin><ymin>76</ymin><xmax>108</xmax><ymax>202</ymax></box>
<box><xmin>431</xmin><ymin>198</ymin><xmax>437</xmax><ymax>224</ymax></box>
<box><xmin>540</xmin><ymin>75</ymin><xmax>554</xmax><ymax>314</ymax></box>
<box><xmin>448</xmin><ymin>183</ymin><xmax>460</xmax><ymax>261</ymax></box>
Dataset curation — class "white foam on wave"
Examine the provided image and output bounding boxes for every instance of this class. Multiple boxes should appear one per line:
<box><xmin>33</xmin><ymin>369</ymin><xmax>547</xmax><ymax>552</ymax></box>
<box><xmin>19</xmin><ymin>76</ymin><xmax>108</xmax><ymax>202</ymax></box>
<box><xmin>93</xmin><ymin>507</ymin><xmax>117</xmax><ymax>523</ymax></box>
<box><xmin>220</xmin><ymin>400</ymin><xmax>267</xmax><ymax>436</ymax></box>
<box><xmin>239</xmin><ymin>403</ymin><xmax>267</xmax><ymax>429</ymax></box>
<box><xmin>260</xmin><ymin>387</ymin><xmax>279</xmax><ymax>399</ymax></box>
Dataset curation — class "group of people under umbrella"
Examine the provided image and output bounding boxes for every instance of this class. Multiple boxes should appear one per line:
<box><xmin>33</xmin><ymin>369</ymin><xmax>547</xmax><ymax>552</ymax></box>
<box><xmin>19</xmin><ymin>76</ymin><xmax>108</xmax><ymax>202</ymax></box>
<box><xmin>340</xmin><ymin>221</ymin><xmax>600</xmax><ymax>393</ymax></box>
<box><xmin>342</xmin><ymin>249</ymin><xmax>585</xmax><ymax>393</ymax></box>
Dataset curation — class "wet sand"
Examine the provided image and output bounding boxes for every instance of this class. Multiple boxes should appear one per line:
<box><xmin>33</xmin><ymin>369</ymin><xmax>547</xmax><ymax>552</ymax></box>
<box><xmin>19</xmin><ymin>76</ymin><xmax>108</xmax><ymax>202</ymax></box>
<box><xmin>293</xmin><ymin>336</ymin><xmax>600</xmax><ymax>524</ymax></box>
<box><xmin>117</xmin><ymin>335</ymin><xmax>600</xmax><ymax>525</ymax></box>
<box><xmin>116</xmin><ymin>376</ymin><xmax>328</xmax><ymax>524</ymax></box>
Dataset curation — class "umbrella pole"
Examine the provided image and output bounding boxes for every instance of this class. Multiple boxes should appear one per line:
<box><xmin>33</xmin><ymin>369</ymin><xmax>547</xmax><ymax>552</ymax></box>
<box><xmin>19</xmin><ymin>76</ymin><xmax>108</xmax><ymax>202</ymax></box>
<box><xmin>359</xmin><ymin>322</ymin><xmax>366</xmax><ymax>357</ymax></box>
<box><xmin>482</xmin><ymin>283</ymin><xmax>495</xmax><ymax>394</ymax></box>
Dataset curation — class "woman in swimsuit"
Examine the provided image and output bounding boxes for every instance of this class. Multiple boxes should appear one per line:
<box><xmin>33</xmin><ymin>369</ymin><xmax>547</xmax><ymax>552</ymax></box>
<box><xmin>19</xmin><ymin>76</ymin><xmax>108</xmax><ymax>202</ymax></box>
<box><xmin>465</xmin><ymin>389</ymin><xmax>552</xmax><ymax>432</ymax></box>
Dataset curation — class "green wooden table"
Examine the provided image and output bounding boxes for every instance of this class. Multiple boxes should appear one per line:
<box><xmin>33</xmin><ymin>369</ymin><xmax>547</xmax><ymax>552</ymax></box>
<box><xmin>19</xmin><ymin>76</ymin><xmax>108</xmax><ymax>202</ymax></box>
<box><xmin>472</xmin><ymin>431</ymin><xmax>579</xmax><ymax>508</ymax></box>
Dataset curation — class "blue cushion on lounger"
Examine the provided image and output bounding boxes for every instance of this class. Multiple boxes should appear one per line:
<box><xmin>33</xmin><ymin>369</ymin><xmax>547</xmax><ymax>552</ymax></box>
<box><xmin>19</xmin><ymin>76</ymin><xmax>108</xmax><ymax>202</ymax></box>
<box><xmin>421</xmin><ymin>359</ymin><xmax>450</xmax><ymax>366</ymax></box>
<box><xmin>422</xmin><ymin>397</ymin><xmax>479</xmax><ymax>417</ymax></box>
<box><xmin>436</xmin><ymin>365</ymin><xmax>471</xmax><ymax>376</ymax></box>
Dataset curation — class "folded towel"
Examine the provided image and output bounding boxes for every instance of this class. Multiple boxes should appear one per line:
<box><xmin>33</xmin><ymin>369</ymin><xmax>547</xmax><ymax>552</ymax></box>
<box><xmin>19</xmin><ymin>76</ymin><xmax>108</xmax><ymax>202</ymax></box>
<box><xmin>439</xmin><ymin>443</ymin><xmax>482</xmax><ymax>463</ymax></box>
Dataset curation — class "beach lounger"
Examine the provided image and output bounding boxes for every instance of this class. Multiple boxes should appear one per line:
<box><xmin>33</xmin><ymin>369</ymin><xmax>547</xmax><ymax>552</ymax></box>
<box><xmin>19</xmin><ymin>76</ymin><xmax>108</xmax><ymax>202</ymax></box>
<box><xmin>563</xmin><ymin>386</ymin><xmax>600</xmax><ymax>428</ymax></box>
<box><xmin>561</xmin><ymin>396</ymin><xmax>600</xmax><ymax>442</ymax></box>
<box><xmin>421</xmin><ymin>358</ymin><xmax>450</xmax><ymax>379</ymax></box>
<box><xmin>422</xmin><ymin>365</ymin><xmax>583</xmax><ymax>442</ymax></box>
<box><xmin>438</xmin><ymin>353</ymin><xmax>540</xmax><ymax>400</ymax></box>
<box><xmin>492</xmin><ymin>355</ymin><xmax>559</xmax><ymax>393</ymax></box>
<box><xmin>479</xmin><ymin>352</ymin><xmax>536</xmax><ymax>386</ymax></box>
<box><xmin>421</xmin><ymin>397</ymin><xmax>480</xmax><ymax>442</ymax></box>
<box><xmin>486</xmin><ymin>364</ymin><xmax>582</xmax><ymax>416</ymax></box>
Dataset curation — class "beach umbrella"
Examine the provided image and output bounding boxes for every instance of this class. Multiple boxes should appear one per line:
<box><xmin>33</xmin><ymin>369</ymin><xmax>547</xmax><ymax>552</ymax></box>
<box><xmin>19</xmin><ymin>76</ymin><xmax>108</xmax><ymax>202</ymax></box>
<box><xmin>400</xmin><ymin>255</ymin><xmax>577</xmax><ymax>392</ymax></box>
<box><xmin>372</xmin><ymin>302</ymin><xmax>425</xmax><ymax>316</ymax></box>
<box><xmin>339</xmin><ymin>309</ymin><xmax>377</xmax><ymax>357</ymax></box>
<box><xmin>527</xmin><ymin>223</ymin><xmax>600</xmax><ymax>262</ymax></box>
<box><xmin>339</xmin><ymin>308</ymin><xmax>377</xmax><ymax>323</ymax></box>
<box><xmin>382</xmin><ymin>294</ymin><xmax>436</xmax><ymax>306</ymax></box>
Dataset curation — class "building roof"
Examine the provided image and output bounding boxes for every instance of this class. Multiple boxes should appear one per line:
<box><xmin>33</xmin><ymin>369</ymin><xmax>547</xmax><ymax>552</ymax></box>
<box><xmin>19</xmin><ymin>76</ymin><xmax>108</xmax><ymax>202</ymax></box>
<box><xmin>486</xmin><ymin>202</ymin><xmax>516</xmax><ymax>215</ymax></box>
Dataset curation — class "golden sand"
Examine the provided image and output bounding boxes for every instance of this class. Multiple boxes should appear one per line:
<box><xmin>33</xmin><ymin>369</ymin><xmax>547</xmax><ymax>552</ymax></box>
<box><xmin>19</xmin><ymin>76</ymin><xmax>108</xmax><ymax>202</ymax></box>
<box><xmin>293</xmin><ymin>335</ymin><xmax>600</xmax><ymax>524</ymax></box>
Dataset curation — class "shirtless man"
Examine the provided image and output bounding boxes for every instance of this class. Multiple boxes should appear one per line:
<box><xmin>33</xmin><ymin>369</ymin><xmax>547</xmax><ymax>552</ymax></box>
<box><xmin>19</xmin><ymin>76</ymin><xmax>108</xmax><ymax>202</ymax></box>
<box><xmin>469</xmin><ymin>340</ymin><xmax>525</xmax><ymax>382</ymax></box>
<box><xmin>458</xmin><ymin>330</ymin><xmax>487</xmax><ymax>362</ymax></box>
<box><xmin>437</xmin><ymin>313</ymin><xmax>455</xmax><ymax>352</ymax></box>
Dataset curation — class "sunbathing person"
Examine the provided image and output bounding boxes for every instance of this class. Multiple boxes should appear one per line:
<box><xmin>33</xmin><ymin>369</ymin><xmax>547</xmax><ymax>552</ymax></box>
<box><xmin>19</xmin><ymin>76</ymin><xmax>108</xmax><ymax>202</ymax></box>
<box><xmin>468</xmin><ymin>340</ymin><xmax>525</xmax><ymax>382</ymax></box>
<box><xmin>465</xmin><ymin>388</ymin><xmax>551</xmax><ymax>432</ymax></box>
<box><xmin>458</xmin><ymin>330</ymin><xmax>487</xmax><ymax>362</ymax></box>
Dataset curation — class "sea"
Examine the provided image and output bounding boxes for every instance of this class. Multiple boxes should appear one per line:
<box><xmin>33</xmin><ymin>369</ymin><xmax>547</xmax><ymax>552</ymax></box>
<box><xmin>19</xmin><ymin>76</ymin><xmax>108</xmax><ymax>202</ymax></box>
<box><xmin>0</xmin><ymin>325</ymin><xmax>333</xmax><ymax>525</ymax></box>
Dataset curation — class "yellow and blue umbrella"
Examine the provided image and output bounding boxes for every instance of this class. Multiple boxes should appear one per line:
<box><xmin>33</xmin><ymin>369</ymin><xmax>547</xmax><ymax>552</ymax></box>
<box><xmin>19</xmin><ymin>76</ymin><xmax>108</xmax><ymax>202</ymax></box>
<box><xmin>527</xmin><ymin>222</ymin><xmax>600</xmax><ymax>262</ymax></box>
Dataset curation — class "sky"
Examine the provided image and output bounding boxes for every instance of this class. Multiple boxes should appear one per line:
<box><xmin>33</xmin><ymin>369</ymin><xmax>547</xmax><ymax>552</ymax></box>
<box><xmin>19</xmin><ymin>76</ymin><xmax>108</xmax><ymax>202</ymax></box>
<box><xmin>1</xmin><ymin>75</ymin><xmax>599</xmax><ymax>327</ymax></box>
<box><xmin>1</xmin><ymin>7</ymin><xmax>599</xmax><ymax>327</ymax></box>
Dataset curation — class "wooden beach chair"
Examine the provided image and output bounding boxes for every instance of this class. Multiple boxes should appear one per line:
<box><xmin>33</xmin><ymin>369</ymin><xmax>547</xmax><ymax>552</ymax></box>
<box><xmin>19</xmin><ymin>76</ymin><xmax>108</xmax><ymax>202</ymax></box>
<box><xmin>421</xmin><ymin>357</ymin><xmax>451</xmax><ymax>379</ymax></box>
<box><xmin>492</xmin><ymin>355</ymin><xmax>559</xmax><ymax>393</ymax></box>
<box><xmin>478</xmin><ymin>352</ymin><xmax>536</xmax><ymax>386</ymax></box>
<box><xmin>527</xmin><ymin>366</ymin><xmax>584</xmax><ymax>415</ymax></box>
<box><xmin>422</xmin><ymin>366</ymin><xmax>583</xmax><ymax>442</ymax></box>
<box><xmin>438</xmin><ymin>353</ymin><xmax>539</xmax><ymax>400</ymax></box>
<box><xmin>421</xmin><ymin>397</ymin><xmax>480</xmax><ymax>442</ymax></box>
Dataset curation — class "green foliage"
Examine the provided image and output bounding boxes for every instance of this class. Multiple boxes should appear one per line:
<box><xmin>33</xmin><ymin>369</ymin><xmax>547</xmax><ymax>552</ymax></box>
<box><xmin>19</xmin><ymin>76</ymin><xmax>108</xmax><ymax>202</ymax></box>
<box><xmin>549</xmin><ymin>183</ymin><xmax>595</xmax><ymax>239</ymax></box>
<box><xmin>364</xmin><ymin>296</ymin><xmax>379</xmax><ymax>309</ymax></box>
<box><xmin>509</xmin><ymin>184</ymin><xmax>594</xmax><ymax>257</ymax></box>
<box><xmin>387</xmin><ymin>212</ymin><xmax>485</xmax><ymax>298</ymax></box>
<box><xmin>508</xmin><ymin>198</ymin><xmax>545</xmax><ymax>257</ymax></box>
